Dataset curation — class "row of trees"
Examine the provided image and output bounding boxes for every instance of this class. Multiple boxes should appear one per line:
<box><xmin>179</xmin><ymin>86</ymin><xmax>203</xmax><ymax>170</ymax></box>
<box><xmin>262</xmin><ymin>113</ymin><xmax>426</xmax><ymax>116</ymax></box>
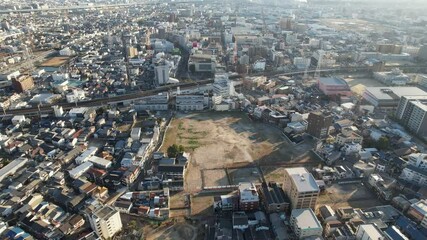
<box><xmin>167</xmin><ymin>144</ymin><xmax>185</xmax><ymax>157</ymax></box>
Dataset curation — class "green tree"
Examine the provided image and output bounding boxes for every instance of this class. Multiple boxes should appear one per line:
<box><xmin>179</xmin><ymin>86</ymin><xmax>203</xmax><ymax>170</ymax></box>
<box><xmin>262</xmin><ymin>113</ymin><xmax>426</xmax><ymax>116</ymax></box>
<box><xmin>376</xmin><ymin>136</ymin><xmax>390</xmax><ymax>150</ymax></box>
<box><xmin>178</xmin><ymin>145</ymin><xmax>185</xmax><ymax>153</ymax></box>
<box><xmin>167</xmin><ymin>144</ymin><xmax>185</xmax><ymax>157</ymax></box>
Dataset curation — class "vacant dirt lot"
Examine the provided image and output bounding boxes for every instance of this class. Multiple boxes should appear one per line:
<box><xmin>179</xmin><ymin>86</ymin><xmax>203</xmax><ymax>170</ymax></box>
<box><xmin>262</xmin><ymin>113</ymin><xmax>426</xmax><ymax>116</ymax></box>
<box><xmin>146</xmin><ymin>222</ymin><xmax>198</xmax><ymax>240</ymax></box>
<box><xmin>161</xmin><ymin>112</ymin><xmax>317</xmax><ymax>193</ymax></box>
<box><xmin>203</xmin><ymin>169</ymin><xmax>229</xmax><ymax>187</ymax></box>
<box><xmin>228</xmin><ymin>167</ymin><xmax>262</xmax><ymax>185</ymax></box>
<box><xmin>40</xmin><ymin>56</ymin><xmax>70</xmax><ymax>67</ymax></box>
<box><xmin>317</xmin><ymin>183</ymin><xmax>383</xmax><ymax>209</ymax></box>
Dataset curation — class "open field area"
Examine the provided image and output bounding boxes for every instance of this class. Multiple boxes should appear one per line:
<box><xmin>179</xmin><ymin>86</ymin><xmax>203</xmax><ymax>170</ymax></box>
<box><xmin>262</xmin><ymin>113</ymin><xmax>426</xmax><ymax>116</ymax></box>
<box><xmin>342</xmin><ymin>75</ymin><xmax>386</xmax><ymax>96</ymax></box>
<box><xmin>317</xmin><ymin>183</ymin><xmax>383</xmax><ymax>209</ymax></box>
<box><xmin>145</xmin><ymin>222</ymin><xmax>199</xmax><ymax>240</ymax></box>
<box><xmin>228</xmin><ymin>167</ymin><xmax>262</xmax><ymax>185</ymax></box>
<box><xmin>40</xmin><ymin>56</ymin><xmax>70</xmax><ymax>67</ymax></box>
<box><xmin>161</xmin><ymin>112</ymin><xmax>318</xmax><ymax>194</ymax></box>
<box><xmin>320</xmin><ymin>18</ymin><xmax>389</xmax><ymax>33</ymax></box>
<box><xmin>202</xmin><ymin>169</ymin><xmax>229</xmax><ymax>187</ymax></box>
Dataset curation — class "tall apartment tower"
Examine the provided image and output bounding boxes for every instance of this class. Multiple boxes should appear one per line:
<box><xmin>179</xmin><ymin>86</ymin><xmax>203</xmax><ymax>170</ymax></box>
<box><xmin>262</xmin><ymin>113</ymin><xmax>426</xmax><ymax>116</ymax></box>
<box><xmin>306</xmin><ymin>111</ymin><xmax>333</xmax><ymax>139</ymax></box>
<box><xmin>89</xmin><ymin>206</ymin><xmax>123</xmax><ymax>239</ymax></box>
<box><xmin>154</xmin><ymin>64</ymin><xmax>170</xmax><ymax>86</ymax></box>
<box><xmin>396</xmin><ymin>96</ymin><xmax>427</xmax><ymax>136</ymax></box>
<box><xmin>283</xmin><ymin>167</ymin><xmax>320</xmax><ymax>210</ymax></box>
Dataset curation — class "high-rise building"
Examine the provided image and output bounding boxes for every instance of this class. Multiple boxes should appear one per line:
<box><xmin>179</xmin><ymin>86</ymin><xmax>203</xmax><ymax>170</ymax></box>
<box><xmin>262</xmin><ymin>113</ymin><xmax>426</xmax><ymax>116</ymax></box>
<box><xmin>283</xmin><ymin>167</ymin><xmax>319</xmax><ymax>210</ymax></box>
<box><xmin>306</xmin><ymin>111</ymin><xmax>332</xmax><ymax>139</ymax></box>
<box><xmin>154</xmin><ymin>64</ymin><xmax>170</xmax><ymax>86</ymax></box>
<box><xmin>395</xmin><ymin>96</ymin><xmax>427</xmax><ymax>136</ymax></box>
<box><xmin>12</xmin><ymin>75</ymin><xmax>34</xmax><ymax>93</ymax></box>
<box><xmin>89</xmin><ymin>205</ymin><xmax>123</xmax><ymax>239</ymax></box>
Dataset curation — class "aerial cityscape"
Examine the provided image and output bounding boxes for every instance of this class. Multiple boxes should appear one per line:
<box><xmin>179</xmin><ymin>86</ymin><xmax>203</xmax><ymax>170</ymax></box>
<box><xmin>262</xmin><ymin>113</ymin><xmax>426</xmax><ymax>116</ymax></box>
<box><xmin>1</xmin><ymin>0</ymin><xmax>427</xmax><ymax>239</ymax></box>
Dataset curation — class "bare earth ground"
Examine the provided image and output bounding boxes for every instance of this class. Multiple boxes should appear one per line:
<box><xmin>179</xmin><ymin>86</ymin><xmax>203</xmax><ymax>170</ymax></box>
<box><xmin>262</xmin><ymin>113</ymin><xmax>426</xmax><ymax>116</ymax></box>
<box><xmin>40</xmin><ymin>56</ymin><xmax>70</xmax><ymax>67</ymax></box>
<box><xmin>161</xmin><ymin>112</ymin><xmax>317</xmax><ymax>194</ymax></box>
<box><xmin>203</xmin><ymin>169</ymin><xmax>229</xmax><ymax>187</ymax></box>
<box><xmin>317</xmin><ymin>183</ymin><xmax>383</xmax><ymax>209</ymax></box>
<box><xmin>320</xmin><ymin>18</ymin><xmax>389</xmax><ymax>33</ymax></box>
<box><xmin>145</xmin><ymin>222</ymin><xmax>198</xmax><ymax>240</ymax></box>
<box><xmin>228</xmin><ymin>167</ymin><xmax>262</xmax><ymax>185</ymax></box>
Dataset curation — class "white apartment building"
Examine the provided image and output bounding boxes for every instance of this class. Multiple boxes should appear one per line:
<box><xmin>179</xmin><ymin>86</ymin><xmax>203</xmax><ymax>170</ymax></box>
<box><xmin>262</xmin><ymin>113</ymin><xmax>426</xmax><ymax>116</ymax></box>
<box><xmin>283</xmin><ymin>167</ymin><xmax>320</xmax><ymax>210</ymax></box>
<box><xmin>154</xmin><ymin>64</ymin><xmax>170</xmax><ymax>85</ymax></box>
<box><xmin>355</xmin><ymin>224</ymin><xmax>384</xmax><ymax>240</ymax></box>
<box><xmin>89</xmin><ymin>205</ymin><xmax>123</xmax><ymax>239</ymax></box>
<box><xmin>400</xmin><ymin>153</ymin><xmax>427</xmax><ymax>187</ymax></box>
<box><xmin>175</xmin><ymin>94</ymin><xmax>205</xmax><ymax>111</ymax></box>
<box><xmin>290</xmin><ymin>208</ymin><xmax>323</xmax><ymax>239</ymax></box>
<box><xmin>213</xmin><ymin>74</ymin><xmax>234</xmax><ymax>97</ymax></box>
<box><xmin>134</xmin><ymin>93</ymin><xmax>169</xmax><ymax>111</ymax></box>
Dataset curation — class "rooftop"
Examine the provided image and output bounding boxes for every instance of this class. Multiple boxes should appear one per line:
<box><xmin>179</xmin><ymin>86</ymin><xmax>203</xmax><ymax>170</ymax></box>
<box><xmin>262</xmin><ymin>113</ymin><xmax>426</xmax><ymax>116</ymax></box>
<box><xmin>319</xmin><ymin>76</ymin><xmax>348</xmax><ymax>86</ymax></box>
<box><xmin>365</xmin><ymin>87</ymin><xmax>427</xmax><ymax>100</ymax></box>
<box><xmin>93</xmin><ymin>205</ymin><xmax>118</xmax><ymax>220</ymax></box>
<box><xmin>291</xmin><ymin>208</ymin><xmax>322</xmax><ymax>229</ymax></box>
<box><xmin>357</xmin><ymin>224</ymin><xmax>384</xmax><ymax>239</ymax></box>
<box><xmin>286</xmin><ymin>167</ymin><xmax>320</xmax><ymax>193</ymax></box>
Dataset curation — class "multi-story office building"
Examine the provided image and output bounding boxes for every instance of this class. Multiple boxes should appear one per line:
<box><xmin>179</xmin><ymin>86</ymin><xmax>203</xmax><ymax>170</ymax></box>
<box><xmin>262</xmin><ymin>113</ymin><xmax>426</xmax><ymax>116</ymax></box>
<box><xmin>283</xmin><ymin>167</ymin><xmax>319</xmax><ymax>210</ymax></box>
<box><xmin>306</xmin><ymin>111</ymin><xmax>332</xmax><ymax>139</ymax></box>
<box><xmin>188</xmin><ymin>54</ymin><xmax>216</xmax><ymax>73</ymax></box>
<box><xmin>290</xmin><ymin>208</ymin><xmax>323</xmax><ymax>239</ymax></box>
<box><xmin>12</xmin><ymin>75</ymin><xmax>34</xmax><ymax>93</ymax></box>
<box><xmin>89</xmin><ymin>205</ymin><xmax>123</xmax><ymax>239</ymax></box>
<box><xmin>238</xmin><ymin>182</ymin><xmax>259</xmax><ymax>211</ymax></box>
